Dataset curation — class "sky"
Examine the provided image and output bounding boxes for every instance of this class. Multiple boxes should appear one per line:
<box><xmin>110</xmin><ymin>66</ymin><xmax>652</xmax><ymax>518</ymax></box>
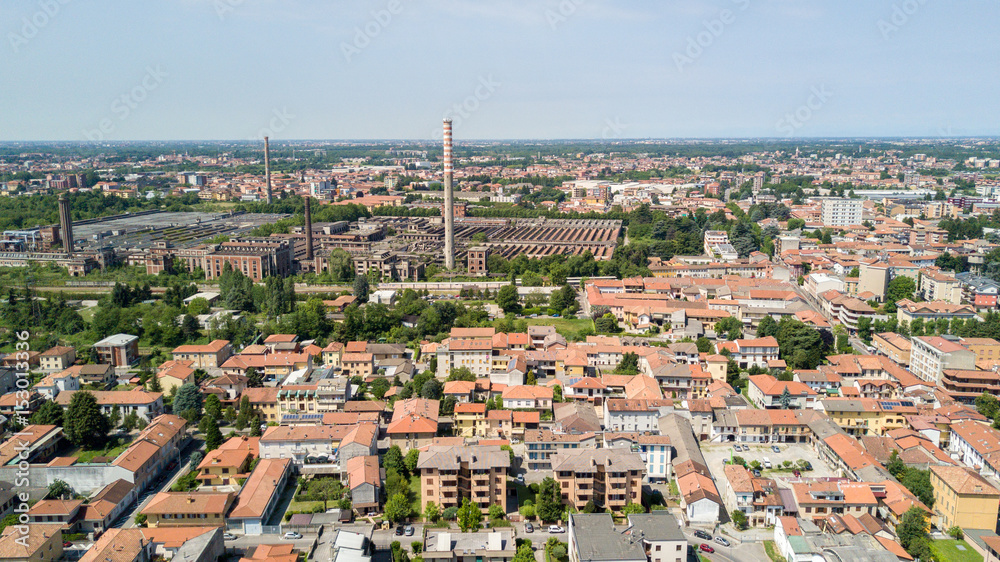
<box><xmin>1</xmin><ymin>0</ymin><xmax>998</xmax><ymax>141</ymax></box>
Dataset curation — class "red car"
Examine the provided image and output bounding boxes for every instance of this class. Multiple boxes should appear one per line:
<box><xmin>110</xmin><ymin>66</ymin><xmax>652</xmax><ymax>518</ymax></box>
<box><xmin>700</xmin><ymin>544</ymin><xmax>715</xmax><ymax>553</ymax></box>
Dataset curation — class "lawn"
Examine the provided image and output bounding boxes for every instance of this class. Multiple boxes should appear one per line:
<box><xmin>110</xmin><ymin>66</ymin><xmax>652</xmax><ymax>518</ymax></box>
<box><xmin>286</xmin><ymin>499</ymin><xmax>324</xmax><ymax>513</ymax></box>
<box><xmin>71</xmin><ymin>435</ymin><xmax>134</xmax><ymax>463</ymax></box>
<box><xmin>668</xmin><ymin>479</ymin><xmax>679</xmax><ymax>496</ymax></box>
<box><xmin>409</xmin><ymin>474</ymin><xmax>421</xmax><ymax>517</ymax></box>
<box><xmin>931</xmin><ymin>539</ymin><xmax>982</xmax><ymax>562</ymax></box>
<box><xmin>524</xmin><ymin>317</ymin><xmax>595</xmax><ymax>339</ymax></box>
<box><xmin>763</xmin><ymin>540</ymin><xmax>787</xmax><ymax>562</ymax></box>
<box><xmin>512</xmin><ymin>481</ymin><xmax>535</xmax><ymax>508</ymax></box>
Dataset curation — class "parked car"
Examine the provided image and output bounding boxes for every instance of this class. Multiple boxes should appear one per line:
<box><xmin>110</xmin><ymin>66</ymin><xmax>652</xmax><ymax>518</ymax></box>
<box><xmin>763</xmin><ymin>457</ymin><xmax>772</xmax><ymax>469</ymax></box>
<box><xmin>548</xmin><ymin>525</ymin><xmax>565</xmax><ymax>534</ymax></box>
<box><xmin>733</xmin><ymin>445</ymin><xmax>741</xmax><ymax>453</ymax></box>
<box><xmin>771</xmin><ymin>445</ymin><xmax>781</xmax><ymax>453</ymax></box>
<box><xmin>700</xmin><ymin>544</ymin><xmax>715</xmax><ymax>553</ymax></box>
<box><xmin>524</xmin><ymin>523</ymin><xmax>534</xmax><ymax>533</ymax></box>
<box><xmin>223</xmin><ymin>533</ymin><xmax>237</xmax><ymax>541</ymax></box>
<box><xmin>793</xmin><ymin>470</ymin><xmax>801</xmax><ymax>477</ymax></box>
<box><xmin>395</xmin><ymin>526</ymin><xmax>405</xmax><ymax>536</ymax></box>
<box><xmin>404</xmin><ymin>525</ymin><xmax>414</xmax><ymax>536</ymax></box>
<box><xmin>804</xmin><ymin>461</ymin><xmax>813</xmax><ymax>471</ymax></box>
<box><xmin>694</xmin><ymin>530</ymin><xmax>712</xmax><ymax>540</ymax></box>
<box><xmin>715</xmin><ymin>537</ymin><xmax>731</xmax><ymax>547</ymax></box>
<box><xmin>283</xmin><ymin>532</ymin><xmax>302</xmax><ymax>540</ymax></box>
<box><xmin>63</xmin><ymin>542</ymin><xmax>72</xmax><ymax>548</ymax></box>
<box><xmin>752</xmin><ymin>469</ymin><xmax>761</xmax><ymax>477</ymax></box>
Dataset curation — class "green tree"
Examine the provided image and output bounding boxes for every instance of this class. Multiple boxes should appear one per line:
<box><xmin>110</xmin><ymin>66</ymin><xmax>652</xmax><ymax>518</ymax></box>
<box><xmin>353</xmin><ymin>275</ymin><xmax>370</xmax><ymax>302</ymax></box>
<box><xmin>64</xmin><ymin>391</ymin><xmax>111</xmax><ymax>447</ymax></box>
<box><xmin>173</xmin><ymin>383</ymin><xmax>203</xmax><ymax>420</ymax></box>
<box><xmin>695</xmin><ymin>337</ymin><xmax>712</xmax><ymax>353</ymax></box>
<box><xmin>757</xmin><ymin>316</ymin><xmax>778</xmax><ymax>338</ymax></box>
<box><xmin>457</xmin><ymin>498</ymin><xmax>483</xmax><ymax>532</ymax></box>
<box><xmin>614</xmin><ymin>352</ymin><xmax>640</xmax><ymax>375</ymax></box>
<box><xmin>203</xmin><ymin>416</ymin><xmax>223</xmax><ymax>451</ymax></box>
<box><xmin>385</xmin><ymin>445</ymin><xmax>406</xmax><ymax>475</ymax></box>
<box><xmin>497</xmin><ymin>285</ymin><xmax>520</xmax><ymax>314</ymax></box>
<box><xmin>187</xmin><ymin>297</ymin><xmax>210</xmax><ymax>316</ymax></box>
<box><xmin>371</xmin><ymin>377</ymin><xmax>391</xmax><ymax>399</ymax></box>
<box><xmin>328</xmin><ymin>249</ymin><xmax>355</xmax><ymax>282</ymax></box>
<box><xmin>385</xmin><ymin>492</ymin><xmax>411</xmax><ymax>524</ymax></box>
<box><xmin>778</xmin><ymin>387</ymin><xmax>792</xmax><ymax>409</ymax></box>
<box><xmin>424</xmin><ymin>502</ymin><xmax>441</xmax><ymax>523</ymax></box>
<box><xmin>308</xmin><ymin>478</ymin><xmax>344</xmax><ymax>510</ymax></box>
<box><xmin>204</xmin><ymin>394</ymin><xmax>223</xmax><ymax>421</ymax></box>
<box><xmin>31</xmin><ymin>400</ymin><xmax>64</xmax><ymax>426</ymax></box>
<box><xmin>512</xmin><ymin>543</ymin><xmax>536</xmax><ymax>562</ymax></box>
<box><xmin>447</xmin><ymin>367</ymin><xmax>476</xmax><ymax>382</ymax></box>
<box><xmin>404</xmin><ymin>449</ymin><xmax>421</xmax><ymax>475</ymax></box>
<box><xmin>885</xmin><ymin>276</ymin><xmax>916</xmax><ymax>313</ymax></box>
<box><xmin>235</xmin><ymin>395</ymin><xmax>251</xmax><ymax>430</ymax></box>
<box><xmin>122</xmin><ymin>411</ymin><xmax>140</xmax><ymax>431</ymax></box>
<box><xmin>896</xmin><ymin>507</ymin><xmax>932</xmax><ymax>560</ymax></box>
<box><xmin>147</xmin><ymin>373</ymin><xmax>162</xmax><ymax>393</ymax></box>
<box><xmin>488</xmin><ymin>503</ymin><xmax>505</xmax><ymax>521</ymax></box>
<box><xmin>856</xmin><ymin>316</ymin><xmax>873</xmax><ymax>343</ymax></box>
<box><xmin>223</xmin><ymin>406</ymin><xmax>237</xmax><ymax>424</ymax></box>
<box><xmin>900</xmin><ymin>468</ymin><xmax>935</xmax><ymax>508</ymax></box>
<box><xmin>621</xmin><ymin>502</ymin><xmax>644</xmax><ymax>515</ymax></box>
<box><xmin>245</xmin><ymin>366</ymin><xmax>263</xmax><ymax>388</ymax></box>
<box><xmin>886</xmin><ymin>450</ymin><xmax>906</xmax><ymax>479</ymax></box>
<box><xmin>46</xmin><ymin>480</ymin><xmax>72</xmax><ymax>499</ymax></box>
<box><xmin>420</xmin><ymin>378</ymin><xmax>443</xmax><ymax>400</ymax></box>
<box><xmin>731</xmin><ymin>509</ymin><xmax>748</xmax><ymax>530</ymax></box>
<box><xmin>249</xmin><ymin>415</ymin><xmax>262</xmax><ymax>437</ymax></box>
<box><xmin>977</xmin><ymin>392</ymin><xmax>999</xmax><ymax>420</ymax></box>
<box><xmin>536</xmin><ymin>477</ymin><xmax>563</xmax><ymax>522</ymax></box>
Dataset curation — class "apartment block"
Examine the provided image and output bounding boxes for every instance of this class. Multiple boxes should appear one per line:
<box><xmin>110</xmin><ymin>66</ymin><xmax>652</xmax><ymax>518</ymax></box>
<box><xmin>416</xmin><ymin>445</ymin><xmax>510</xmax><ymax>513</ymax></box>
<box><xmin>550</xmin><ymin>448</ymin><xmax>644</xmax><ymax>512</ymax></box>
<box><xmin>910</xmin><ymin>336</ymin><xmax>976</xmax><ymax>384</ymax></box>
<box><xmin>524</xmin><ymin>430</ymin><xmax>597</xmax><ymax>471</ymax></box>
<box><xmin>820</xmin><ymin>198</ymin><xmax>863</xmax><ymax>227</ymax></box>
<box><xmin>929</xmin><ymin>465</ymin><xmax>1000</xmax><ymax>532</ymax></box>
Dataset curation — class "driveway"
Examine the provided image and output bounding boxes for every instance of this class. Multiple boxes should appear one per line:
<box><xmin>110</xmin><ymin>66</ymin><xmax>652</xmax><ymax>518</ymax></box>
<box><xmin>700</xmin><ymin>441</ymin><xmax>835</xmax><ymax>496</ymax></box>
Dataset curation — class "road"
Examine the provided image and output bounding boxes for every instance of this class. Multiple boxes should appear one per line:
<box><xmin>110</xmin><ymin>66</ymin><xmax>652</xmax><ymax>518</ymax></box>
<box><xmin>117</xmin><ymin>436</ymin><xmax>200</xmax><ymax>529</ymax></box>
<box><xmin>850</xmin><ymin>336</ymin><xmax>872</xmax><ymax>355</ymax></box>
<box><xmin>681</xmin><ymin>528</ymin><xmax>766</xmax><ymax>562</ymax></box>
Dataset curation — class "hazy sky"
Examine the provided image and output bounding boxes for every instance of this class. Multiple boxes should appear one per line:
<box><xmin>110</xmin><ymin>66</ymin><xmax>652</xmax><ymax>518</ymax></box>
<box><xmin>2</xmin><ymin>0</ymin><xmax>997</xmax><ymax>140</ymax></box>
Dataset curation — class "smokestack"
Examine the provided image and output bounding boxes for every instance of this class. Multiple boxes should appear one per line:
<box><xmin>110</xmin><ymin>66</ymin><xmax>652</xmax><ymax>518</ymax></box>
<box><xmin>304</xmin><ymin>196</ymin><xmax>314</xmax><ymax>261</ymax></box>
<box><xmin>264</xmin><ymin>136</ymin><xmax>273</xmax><ymax>205</ymax></box>
<box><xmin>58</xmin><ymin>193</ymin><xmax>73</xmax><ymax>257</ymax></box>
<box><xmin>443</xmin><ymin>119</ymin><xmax>455</xmax><ymax>270</ymax></box>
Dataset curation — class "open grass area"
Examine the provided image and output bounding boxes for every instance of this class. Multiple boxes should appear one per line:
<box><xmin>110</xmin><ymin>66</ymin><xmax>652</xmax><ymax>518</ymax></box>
<box><xmin>524</xmin><ymin>317</ymin><xmax>594</xmax><ymax>339</ymax></box>
<box><xmin>931</xmin><ymin>539</ymin><xmax>982</xmax><ymax>562</ymax></box>
<box><xmin>512</xmin><ymin>482</ymin><xmax>535</xmax><ymax>507</ymax></box>
<box><xmin>70</xmin><ymin>435</ymin><xmax>134</xmax><ymax>463</ymax></box>
<box><xmin>763</xmin><ymin>540</ymin><xmax>787</xmax><ymax>562</ymax></box>
<box><xmin>286</xmin><ymin>499</ymin><xmax>324</xmax><ymax>514</ymax></box>
<box><xmin>409</xmin><ymin>474</ymin><xmax>422</xmax><ymax>516</ymax></box>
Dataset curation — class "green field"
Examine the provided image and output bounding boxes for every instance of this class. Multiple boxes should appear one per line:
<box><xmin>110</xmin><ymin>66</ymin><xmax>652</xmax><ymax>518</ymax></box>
<box><xmin>763</xmin><ymin>540</ymin><xmax>787</xmax><ymax>562</ymax></box>
<box><xmin>931</xmin><ymin>540</ymin><xmax>982</xmax><ymax>562</ymax></box>
<box><xmin>524</xmin><ymin>317</ymin><xmax>594</xmax><ymax>339</ymax></box>
<box><xmin>69</xmin><ymin>435</ymin><xmax>134</xmax><ymax>463</ymax></box>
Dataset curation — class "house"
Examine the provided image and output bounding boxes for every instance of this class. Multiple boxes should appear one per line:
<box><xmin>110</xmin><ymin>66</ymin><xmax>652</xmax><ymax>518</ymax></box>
<box><xmin>61</xmin><ymin>364</ymin><xmax>115</xmax><ymax>389</ymax></box>
<box><xmin>422</xmin><ymin>530</ymin><xmax>515</xmax><ymax>562</ymax></box>
<box><xmin>626</xmin><ymin>513</ymin><xmax>687</xmax><ymax>562</ymax></box>
<box><xmin>205</xmin><ymin>374</ymin><xmax>248</xmax><ymax>401</ymax></box>
<box><xmin>746</xmin><ymin>375</ymin><xmax>817</xmax><ymax>409</ymax></box>
<box><xmin>39</xmin><ymin>346</ymin><xmax>75</xmax><ymax>371</ymax></box>
<box><xmin>171</xmin><ymin>340</ymin><xmax>232</xmax><ymax>369</ymax></box>
<box><xmin>677</xmin><ymin>470</ymin><xmax>723</xmax><ymax>525</ymax></box>
<box><xmin>155</xmin><ymin>361</ymin><xmax>195</xmax><ymax>395</ymax></box>
<box><xmin>33</xmin><ymin>370</ymin><xmax>79</xmax><ymax>400</ymax></box>
<box><xmin>872</xmin><ymin>332</ymin><xmax>911</xmax><ymax>366</ymax></box>
<box><xmin>500</xmin><ymin>385</ymin><xmax>552</xmax><ymax>411</ymax></box>
<box><xmin>341</xmin><ymin>353</ymin><xmax>374</xmax><ymax>379</ymax></box>
<box><xmin>92</xmin><ymin>334</ymin><xmax>140</xmax><ymax>367</ymax></box>
<box><xmin>196</xmin><ymin>447</ymin><xmax>253</xmax><ymax>486</ymax></box>
<box><xmin>79</xmin><ymin>528</ymin><xmax>153</xmax><ymax>562</ymax></box>
<box><xmin>416</xmin><ymin>445</ymin><xmax>509</xmax><ymax>513</ymax></box>
<box><xmin>322</xmin><ymin>341</ymin><xmax>345</xmax><ymax>368</ymax></box>
<box><xmin>720</xmin><ymin>337</ymin><xmax>779</xmax><ymax>369</ymax></box>
<box><xmin>0</xmin><ymin>523</ymin><xmax>64</xmax><ymax>562</ymax></box>
<box><xmin>567</xmin><ymin>513</ymin><xmax>646</xmax><ymax>562</ymax></box>
<box><xmin>442</xmin><ymin>380</ymin><xmax>476</xmax><ymax>403</ymax></box>
<box><xmin>929</xmin><ymin>464</ymin><xmax>1000</xmax><ymax>532</ymax></box>
<box><xmin>227</xmin><ymin>458</ymin><xmax>293</xmax><ymax>534</ymax></box>
<box><xmin>603</xmin><ymin>399</ymin><xmax>669</xmax><ymax>432</ymax></box>
<box><xmin>78</xmin><ymin>479</ymin><xmax>137</xmax><ymax>535</ymax></box>
<box><xmin>387</xmin><ymin>398</ymin><xmax>439</xmax><ymax>449</ymax></box>
<box><xmin>242</xmin><ymin>387</ymin><xmax>280</xmax><ymax>423</ymax></box>
<box><xmin>140</xmin><ymin>492</ymin><xmax>235</xmax><ymax>527</ymax></box>
<box><xmin>55</xmin><ymin>389</ymin><xmax>164</xmax><ymax>423</ymax></box>
<box><xmin>603</xmin><ymin>433</ymin><xmax>672</xmax><ymax>482</ymax></box>
<box><xmin>345</xmin><ymin>455</ymin><xmax>381</xmax><ymax>515</ymax></box>
<box><xmin>550</xmin><ymin>448</ymin><xmax>644</xmax><ymax>513</ymax></box>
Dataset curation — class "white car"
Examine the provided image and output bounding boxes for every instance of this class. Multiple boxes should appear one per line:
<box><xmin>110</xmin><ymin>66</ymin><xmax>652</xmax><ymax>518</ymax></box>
<box><xmin>283</xmin><ymin>532</ymin><xmax>302</xmax><ymax>540</ymax></box>
<box><xmin>548</xmin><ymin>525</ymin><xmax>565</xmax><ymax>534</ymax></box>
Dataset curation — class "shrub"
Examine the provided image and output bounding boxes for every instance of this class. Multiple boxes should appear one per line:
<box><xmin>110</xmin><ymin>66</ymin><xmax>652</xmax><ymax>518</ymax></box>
<box><xmin>442</xmin><ymin>507</ymin><xmax>458</xmax><ymax>521</ymax></box>
<box><xmin>948</xmin><ymin>526</ymin><xmax>964</xmax><ymax>540</ymax></box>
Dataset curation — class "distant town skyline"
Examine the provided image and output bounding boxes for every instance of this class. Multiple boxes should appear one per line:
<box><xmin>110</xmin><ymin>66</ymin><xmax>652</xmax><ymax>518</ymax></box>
<box><xmin>3</xmin><ymin>1</ymin><xmax>998</xmax><ymax>141</ymax></box>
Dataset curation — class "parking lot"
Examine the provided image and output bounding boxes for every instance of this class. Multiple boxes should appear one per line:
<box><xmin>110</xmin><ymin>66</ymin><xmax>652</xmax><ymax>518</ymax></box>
<box><xmin>701</xmin><ymin>441</ymin><xmax>836</xmax><ymax>488</ymax></box>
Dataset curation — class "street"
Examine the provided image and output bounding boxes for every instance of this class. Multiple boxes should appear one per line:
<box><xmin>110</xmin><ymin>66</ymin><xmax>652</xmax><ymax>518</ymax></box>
<box><xmin>117</xmin><ymin>436</ymin><xmax>200</xmax><ymax>529</ymax></box>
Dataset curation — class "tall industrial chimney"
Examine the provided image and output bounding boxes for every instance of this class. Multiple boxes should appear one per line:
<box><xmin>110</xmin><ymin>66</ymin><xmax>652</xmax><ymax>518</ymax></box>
<box><xmin>58</xmin><ymin>193</ymin><xmax>73</xmax><ymax>257</ymax></box>
<box><xmin>443</xmin><ymin>119</ymin><xmax>455</xmax><ymax>270</ymax></box>
<box><xmin>264</xmin><ymin>136</ymin><xmax>273</xmax><ymax>205</ymax></box>
<box><xmin>304</xmin><ymin>196</ymin><xmax>314</xmax><ymax>261</ymax></box>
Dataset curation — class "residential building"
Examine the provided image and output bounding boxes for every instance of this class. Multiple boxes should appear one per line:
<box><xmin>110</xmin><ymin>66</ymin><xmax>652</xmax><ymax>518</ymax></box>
<box><xmin>603</xmin><ymin>433</ymin><xmax>672</xmax><ymax>482</ymax></box>
<box><xmin>345</xmin><ymin>455</ymin><xmax>381</xmax><ymax>515</ymax></box>
<box><xmin>919</xmin><ymin>269</ymin><xmax>962</xmax><ymax>304</ymax></box>
<box><xmin>227</xmin><ymin>458</ymin><xmax>293</xmax><ymax>534</ymax></box>
<box><xmin>603</xmin><ymin>399</ymin><xmax>668</xmax><ymax>432</ymax></box>
<box><xmin>39</xmin><ymin>346</ymin><xmax>75</xmax><ymax>371</ymax></box>
<box><xmin>872</xmin><ymin>332</ymin><xmax>911</xmax><ymax>366</ymax></box>
<box><xmin>719</xmin><ymin>337</ymin><xmax>780</xmax><ymax>370</ymax></box>
<box><xmin>524</xmin><ymin>430</ymin><xmax>597</xmax><ymax>471</ymax></box>
<box><xmin>948</xmin><ymin>421</ymin><xmax>1000</xmax><ymax>480</ymax></box>
<box><xmin>92</xmin><ymin>334</ymin><xmax>139</xmax><ymax>367</ymax></box>
<box><xmin>416</xmin><ymin>445</ymin><xmax>510</xmax><ymax>513</ymax></box>
<box><xmin>154</xmin><ymin>360</ymin><xmax>195</xmax><ymax>395</ymax></box>
<box><xmin>0</xmin><ymin>524</ymin><xmax>64</xmax><ymax>562</ymax></box>
<box><xmin>550</xmin><ymin>448</ymin><xmax>644</xmax><ymax>512</ymax></box>
<box><xmin>140</xmin><ymin>492</ymin><xmax>235</xmax><ymax>527</ymax></box>
<box><xmin>929</xmin><ymin>464</ymin><xmax>1000</xmax><ymax>532</ymax></box>
<box><xmin>820</xmin><ymin>198</ymin><xmax>863</xmax><ymax>227</ymax></box>
<box><xmin>79</xmin><ymin>528</ymin><xmax>153</xmax><ymax>562</ymax></box>
<box><xmin>566</xmin><ymin>513</ymin><xmax>647</xmax><ymax>562</ymax></box>
<box><xmin>422</xmin><ymin>530</ymin><xmax>515</xmax><ymax>562</ymax></box>
<box><xmin>62</xmin><ymin>364</ymin><xmax>115</xmax><ymax>389</ymax></box>
<box><xmin>196</xmin><ymin>446</ymin><xmax>254</xmax><ymax>486</ymax></box>
<box><xmin>171</xmin><ymin>340</ymin><xmax>233</xmax><ymax>369</ymax></box>
<box><xmin>626</xmin><ymin>512</ymin><xmax>687</xmax><ymax>562</ymax></box>
<box><xmin>746</xmin><ymin>375</ymin><xmax>817</xmax><ymax>410</ymax></box>
<box><xmin>910</xmin><ymin>336</ymin><xmax>977</xmax><ymax>384</ymax></box>
<box><xmin>500</xmin><ymin>385</ymin><xmax>552</xmax><ymax>411</ymax></box>
<box><xmin>55</xmin><ymin>389</ymin><xmax>164</xmax><ymax>423</ymax></box>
